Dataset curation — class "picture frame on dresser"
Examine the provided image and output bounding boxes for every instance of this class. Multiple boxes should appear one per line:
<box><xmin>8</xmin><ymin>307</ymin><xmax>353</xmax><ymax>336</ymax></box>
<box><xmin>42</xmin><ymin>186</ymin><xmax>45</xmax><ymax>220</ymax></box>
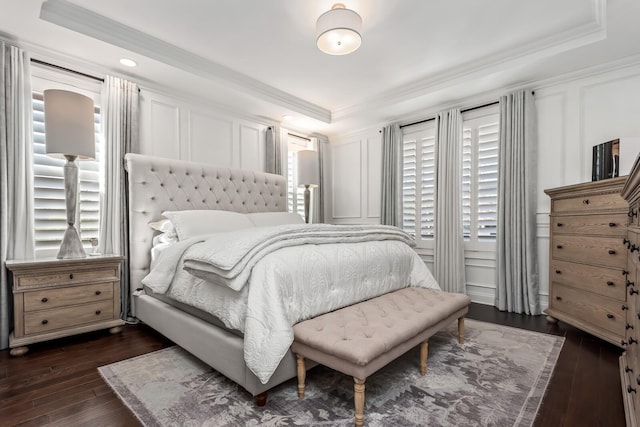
<box><xmin>5</xmin><ymin>254</ymin><xmax>125</xmax><ymax>356</ymax></box>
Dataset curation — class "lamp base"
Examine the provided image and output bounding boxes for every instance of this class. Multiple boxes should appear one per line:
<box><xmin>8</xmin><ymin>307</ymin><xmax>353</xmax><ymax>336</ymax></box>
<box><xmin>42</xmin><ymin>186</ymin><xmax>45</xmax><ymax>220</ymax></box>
<box><xmin>57</xmin><ymin>225</ymin><xmax>86</xmax><ymax>259</ymax></box>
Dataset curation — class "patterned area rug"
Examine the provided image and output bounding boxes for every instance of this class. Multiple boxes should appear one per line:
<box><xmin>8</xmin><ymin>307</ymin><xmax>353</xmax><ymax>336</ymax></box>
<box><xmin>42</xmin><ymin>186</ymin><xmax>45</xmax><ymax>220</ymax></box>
<box><xmin>99</xmin><ymin>319</ymin><xmax>563</xmax><ymax>426</ymax></box>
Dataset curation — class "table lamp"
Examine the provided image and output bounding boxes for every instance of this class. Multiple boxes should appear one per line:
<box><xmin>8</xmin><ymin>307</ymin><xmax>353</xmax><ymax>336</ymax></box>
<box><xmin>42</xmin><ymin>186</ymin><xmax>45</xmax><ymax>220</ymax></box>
<box><xmin>43</xmin><ymin>89</ymin><xmax>95</xmax><ymax>259</ymax></box>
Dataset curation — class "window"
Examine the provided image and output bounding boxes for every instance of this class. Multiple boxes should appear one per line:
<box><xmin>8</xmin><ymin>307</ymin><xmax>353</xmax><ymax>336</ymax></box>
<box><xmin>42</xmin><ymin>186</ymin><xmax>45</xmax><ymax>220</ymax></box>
<box><xmin>401</xmin><ymin>105</ymin><xmax>499</xmax><ymax>248</ymax></box>
<box><xmin>32</xmin><ymin>92</ymin><xmax>102</xmax><ymax>257</ymax></box>
<box><xmin>286</xmin><ymin>134</ymin><xmax>313</xmax><ymax>218</ymax></box>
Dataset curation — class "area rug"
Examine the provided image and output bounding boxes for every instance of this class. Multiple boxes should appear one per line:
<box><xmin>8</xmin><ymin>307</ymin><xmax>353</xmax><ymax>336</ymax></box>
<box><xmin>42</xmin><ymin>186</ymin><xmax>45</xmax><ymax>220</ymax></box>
<box><xmin>99</xmin><ymin>319</ymin><xmax>563</xmax><ymax>426</ymax></box>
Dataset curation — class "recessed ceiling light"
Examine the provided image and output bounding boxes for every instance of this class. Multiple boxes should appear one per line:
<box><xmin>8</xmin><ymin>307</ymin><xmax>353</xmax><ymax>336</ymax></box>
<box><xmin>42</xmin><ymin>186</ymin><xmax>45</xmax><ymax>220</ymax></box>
<box><xmin>282</xmin><ymin>115</ymin><xmax>294</xmax><ymax>121</ymax></box>
<box><xmin>119</xmin><ymin>58</ymin><xmax>137</xmax><ymax>67</ymax></box>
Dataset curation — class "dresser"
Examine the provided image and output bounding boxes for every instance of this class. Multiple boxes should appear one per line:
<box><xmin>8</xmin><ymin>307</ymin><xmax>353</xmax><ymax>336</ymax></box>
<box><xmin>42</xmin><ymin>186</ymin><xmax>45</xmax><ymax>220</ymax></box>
<box><xmin>620</xmin><ymin>162</ymin><xmax>640</xmax><ymax>427</ymax></box>
<box><xmin>6</xmin><ymin>255</ymin><xmax>125</xmax><ymax>356</ymax></box>
<box><xmin>544</xmin><ymin>177</ymin><xmax>629</xmax><ymax>347</ymax></box>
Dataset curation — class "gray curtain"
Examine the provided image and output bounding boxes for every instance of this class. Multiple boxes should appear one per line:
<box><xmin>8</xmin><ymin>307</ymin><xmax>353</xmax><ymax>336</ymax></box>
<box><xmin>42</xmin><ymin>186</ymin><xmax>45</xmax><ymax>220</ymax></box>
<box><xmin>266</xmin><ymin>125</ymin><xmax>286</xmax><ymax>175</ymax></box>
<box><xmin>495</xmin><ymin>90</ymin><xmax>539</xmax><ymax>314</ymax></box>
<box><xmin>434</xmin><ymin>109</ymin><xmax>466</xmax><ymax>293</ymax></box>
<box><xmin>98</xmin><ymin>75</ymin><xmax>139</xmax><ymax>321</ymax></box>
<box><xmin>381</xmin><ymin>123</ymin><xmax>402</xmax><ymax>226</ymax></box>
<box><xmin>0</xmin><ymin>43</ymin><xmax>36</xmax><ymax>349</ymax></box>
<box><xmin>312</xmin><ymin>137</ymin><xmax>326</xmax><ymax>223</ymax></box>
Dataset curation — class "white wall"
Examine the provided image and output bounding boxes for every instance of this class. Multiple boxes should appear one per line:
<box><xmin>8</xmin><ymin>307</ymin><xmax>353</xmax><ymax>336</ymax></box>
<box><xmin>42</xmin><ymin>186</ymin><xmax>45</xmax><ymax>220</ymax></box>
<box><xmin>328</xmin><ymin>60</ymin><xmax>640</xmax><ymax>308</ymax></box>
<box><xmin>139</xmin><ymin>88</ymin><xmax>268</xmax><ymax>171</ymax></box>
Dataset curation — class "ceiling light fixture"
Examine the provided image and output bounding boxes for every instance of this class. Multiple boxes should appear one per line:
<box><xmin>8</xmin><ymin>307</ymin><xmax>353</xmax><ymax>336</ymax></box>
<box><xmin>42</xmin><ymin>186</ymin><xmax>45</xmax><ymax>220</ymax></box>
<box><xmin>316</xmin><ymin>3</ymin><xmax>362</xmax><ymax>56</ymax></box>
<box><xmin>119</xmin><ymin>58</ymin><xmax>137</xmax><ymax>67</ymax></box>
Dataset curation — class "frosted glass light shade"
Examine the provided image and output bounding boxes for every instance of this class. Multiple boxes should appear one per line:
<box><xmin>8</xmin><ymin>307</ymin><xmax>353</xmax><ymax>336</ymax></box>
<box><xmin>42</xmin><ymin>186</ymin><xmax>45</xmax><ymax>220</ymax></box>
<box><xmin>316</xmin><ymin>4</ymin><xmax>362</xmax><ymax>55</ymax></box>
<box><xmin>44</xmin><ymin>89</ymin><xmax>95</xmax><ymax>160</ymax></box>
<box><xmin>296</xmin><ymin>150</ymin><xmax>319</xmax><ymax>188</ymax></box>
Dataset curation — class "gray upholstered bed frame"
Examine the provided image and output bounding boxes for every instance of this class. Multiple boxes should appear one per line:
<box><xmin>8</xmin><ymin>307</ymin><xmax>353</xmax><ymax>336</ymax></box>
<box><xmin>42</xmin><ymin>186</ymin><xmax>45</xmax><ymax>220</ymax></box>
<box><xmin>125</xmin><ymin>153</ymin><xmax>298</xmax><ymax>402</ymax></box>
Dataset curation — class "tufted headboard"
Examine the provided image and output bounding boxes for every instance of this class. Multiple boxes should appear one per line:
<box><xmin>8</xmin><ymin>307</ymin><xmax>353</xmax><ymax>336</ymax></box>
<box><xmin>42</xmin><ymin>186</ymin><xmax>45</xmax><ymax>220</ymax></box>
<box><xmin>124</xmin><ymin>153</ymin><xmax>287</xmax><ymax>293</ymax></box>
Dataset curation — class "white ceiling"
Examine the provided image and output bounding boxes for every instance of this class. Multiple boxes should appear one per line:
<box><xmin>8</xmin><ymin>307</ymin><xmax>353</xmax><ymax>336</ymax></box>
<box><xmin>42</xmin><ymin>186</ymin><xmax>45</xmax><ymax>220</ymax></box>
<box><xmin>1</xmin><ymin>0</ymin><xmax>639</xmax><ymax>137</ymax></box>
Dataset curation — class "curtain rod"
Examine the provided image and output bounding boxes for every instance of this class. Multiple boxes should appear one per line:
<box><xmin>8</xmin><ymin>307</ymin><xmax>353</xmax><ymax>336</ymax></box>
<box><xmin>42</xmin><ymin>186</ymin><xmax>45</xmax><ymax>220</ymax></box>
<box><xmin>288</xmin><ymin>132</ymin><xmax>311</xmax><ymax>142</ymax></box>
<box><xmin>399</xmin><ymin>100</ymin><xmax>500</xmax><ymax>129</ymax></box>
<box><xmin>30</xmin><ymin>58</ymin><xmax>104</xmax><ymax>83</ymax></box>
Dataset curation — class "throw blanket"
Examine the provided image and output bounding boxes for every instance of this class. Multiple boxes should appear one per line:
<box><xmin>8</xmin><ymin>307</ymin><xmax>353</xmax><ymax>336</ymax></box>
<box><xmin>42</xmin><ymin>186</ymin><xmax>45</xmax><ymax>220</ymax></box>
<box><xmin>145</xmin><ymin>224</ymin><xmax>415</xmax><ymax>292</ymax></box>
<box><xmin>142</xmin><ymin>224</ymin><xmax>440</xmax><ymax>383</ymax></box>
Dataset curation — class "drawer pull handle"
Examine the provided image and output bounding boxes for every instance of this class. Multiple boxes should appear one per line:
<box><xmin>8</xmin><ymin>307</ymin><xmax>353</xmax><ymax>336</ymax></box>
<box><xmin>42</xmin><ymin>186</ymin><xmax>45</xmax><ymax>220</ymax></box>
<box><xmin>630</xmin><ymin>337</ymin><xmax>638</xmax><ymax>345</ymax></box>
<box><xmin>624</xmin><ymin>238</ymin><xmax>630</xmax><ymax>247</ymax></box>
<box><xmin>637</xmin><ymin>312</ymin><xmax>640</xmax><ymax>320</ymax></box>
<box><xmin>628</xmin><ymin>386</ymin><xmax>637</xmax><ymax>394</ymax></box>
<box><xmin>622</xmin><ymin>339</ymin><xmax>628</xmax><ymax>346</ymax></box>
<box><xmin>627</xmin><ymin>281</ymin><xmax>635</xmax><ymax>287</ymax></box>
<box><xmin>607</xmin><ymin>314</ymin><xmax>615</xmax><ymax>319</ymax></box>
<box><xmin>95</xmin><ymin>310</ymin><xmax>101</xmax><ymax>315</ymax></box>
<box><xmin>555</xmin><ymin>270</ymin><xmax>561</xmax><ymax>274</ymax></box>
<box><xmin>607</xmin><ymin>281</ymin><xmax>614</xmax><ymax>286</ymax></box>
<box><xmin>623</xmin><ymin>304</ymin><xmax>629</xmax><ymax>311</ymax></box>
<box><xmin>627</xmin><ymin>366</ymin><xmax>634</xmax><ymax>373</ymax></box>
<box><xmin>556</xmin><ymin>245</ymin><xmax>563</xmax><ymax>249</ymax></box>
<box><xmin>624</xmin><ymin>270</ymin><xmax>630</xmax><ymax>276</ymax></box>
<box><xmin>631</xmin><ymin>288</ymin><xmax>639</xmax><ymax>295</ymax></box>
<box><xmin>632</xmin><ymin>245</ymin><xmax>639</xmax><ymax>253</ymax></box>
<box><xmin>557</xmin><ymin>223</ymin><xmax>563</xmax><ymax>227</ymax></box>
<box><xmin>610</xmin><ymin>222</ymin><xmax>617</xmax><ymax>227</ymax></box>
<box><xmin>608</xmin><ymin>249</ymin><xmax>616</xmax><ymax>255</ymax></box>
<box><xmin>583</xmin><ymin>199</ymin><xmax>590</xmax><ymax>205</ymax></box>
<box><xmin>555</xmin><ymin>296</ymin><xmax>562</xmax><ymax>301</ymax></box>
<box><xmin>41</xmin><ymin>297</ymin><xmax>48</xmax><ymax>303</ymax></box>
<box><xmin>637</xmin><ymin>377</ymin><xmax>640</xmax><ymax>386</ymax></box>
<box><xmin>95</xmin><ymin>290</ymin><xmax>101</xmax><ymax>296</ymax></box>
<box><xmin>41</xmin><ymin>319</ymin><xmax>48</xmax><ymax>325</ymax></box>
<box><xmin>630</xmin><ymin>209</ymin><xmax>638</xmax><ymax>218</ymax></box>
<box><xmin>69</xmin><ymin>273</ymin><xmax>74</xmax><ymax>280</ymax></box>
<box><xmin>627</xmin><ymin>323</ymin><xmax>634</xmax><ymax>330</ymax></box>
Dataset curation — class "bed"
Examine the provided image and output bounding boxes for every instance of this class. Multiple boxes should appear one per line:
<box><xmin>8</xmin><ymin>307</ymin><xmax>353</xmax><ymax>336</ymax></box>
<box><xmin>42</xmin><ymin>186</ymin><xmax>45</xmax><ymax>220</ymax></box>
<box><xmin>125</xmin><ymin>153</ymin><xmax>439</xmax><ymax>404</ymax></box>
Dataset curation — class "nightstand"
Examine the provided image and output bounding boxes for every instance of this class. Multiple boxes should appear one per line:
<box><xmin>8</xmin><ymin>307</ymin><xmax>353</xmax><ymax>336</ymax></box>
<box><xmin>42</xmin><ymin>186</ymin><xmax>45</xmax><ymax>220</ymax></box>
<box><xmin>6</xmin><ymin>254</ymin><xmax>125</xmax><ymax>356</ymax></box>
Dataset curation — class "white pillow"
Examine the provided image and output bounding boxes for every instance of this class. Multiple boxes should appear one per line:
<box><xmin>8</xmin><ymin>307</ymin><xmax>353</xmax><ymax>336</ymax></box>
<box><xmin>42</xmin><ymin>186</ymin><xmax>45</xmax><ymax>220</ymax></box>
<box><xmin>162</xmin><ymin>210</ymin><xmax>254</xmax><ymax>240</ymax></box>
<box><xmin>246</xmin><ymin>212</ymin><xmax>305</xmax><ymax>227</ymax></box>
<box><xmin>148</xmin><ymin>218</ymin><xmax>177</xmax><ymax>238</ymax></box>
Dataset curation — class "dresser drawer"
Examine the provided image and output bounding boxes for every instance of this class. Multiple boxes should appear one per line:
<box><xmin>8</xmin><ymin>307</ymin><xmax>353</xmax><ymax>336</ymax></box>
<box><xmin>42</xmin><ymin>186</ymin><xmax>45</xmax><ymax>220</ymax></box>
<box><xmin>550</xmin><ymin>283</ymin><xmax>625</xmax><ymax>337</ymax></box>
<box><xmin>552</xmin><ymin>192</ymin><xmax>626</xmax><ymax>214</ymax></box>
<box><xmin>552</xmin><ymin>235</ymin><xmax>627</xmax><ymax>268</ymax></box>
<box><xmin>24</xmin><ymin>283</ymin><xmax>113</xmax><ymax>312</ymax></box>
<box><xmin>551</xmin><ymin>214</ymin><xmax>627</xmax><ymax>236</ymax></box>
<box><xmin>550</xmin><ymin>260</ymin><xmax>626</xmax><ymax>301</ymax></box>
<box><xmin>24</xmin><ymin>300</ymin><xmax>114</xmax><ymax>335</ymax></box>
<box><xmin>15</xmin><ymin>266</ymin><xmax>119</xmax><ymax>289</ymax></box>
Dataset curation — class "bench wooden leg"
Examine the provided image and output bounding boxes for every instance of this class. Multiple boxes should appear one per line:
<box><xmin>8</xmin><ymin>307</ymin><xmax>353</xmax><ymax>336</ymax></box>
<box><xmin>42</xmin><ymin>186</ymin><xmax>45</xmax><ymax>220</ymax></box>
<box><xmin>419</xmin><ymin>341</ymin><xmax>428</xmax><ymax>376</ymax></box>
<box><xmin>458</xmin><ymin>317</ymin><xmax>465</xmax><ymax>344</ymax></box>
<box><xmin>354</xmin><ymin>377</ymin><xmax>365</xmax><ymax>427</ymax></box>
<box><xmin>296</xmin><ymin>354</ymin><xmax>306</xmax><ymax>398</ymax></box>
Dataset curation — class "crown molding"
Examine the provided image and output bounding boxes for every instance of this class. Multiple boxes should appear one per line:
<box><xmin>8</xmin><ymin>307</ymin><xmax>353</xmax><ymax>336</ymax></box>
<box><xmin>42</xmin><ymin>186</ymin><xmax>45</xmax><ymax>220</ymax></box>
<box><xmin>333</xmin><ymin>0</ymin><xmax>607</xmax><ymax>122</ymax></box>
<box><xmin>39</xmin><ymin>0</ymin><xmax>332</xmax><ymax>124</ymax></box>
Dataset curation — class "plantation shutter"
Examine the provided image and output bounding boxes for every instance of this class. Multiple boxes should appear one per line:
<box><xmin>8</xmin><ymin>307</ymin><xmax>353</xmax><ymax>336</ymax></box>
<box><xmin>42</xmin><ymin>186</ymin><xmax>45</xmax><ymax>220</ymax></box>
<box><xmin>402</xmin><ymin>138</ymin><xmax>416</xmax><ymax>236</ymax></box>
<box><xmin>462</xmin><ymin>129</ymin><xmax>472</xmax><ymax>238</ymax></box>
<box><xmin>477</xmin><ymin>122</ymin><xmax>499</xmax><ymax>239</ymax></box>
<box><xmin>32</xmin><ymin>92</ymin><xmax>101</xmax><ymax>254</ymax></box>
<box><xmin>286</xmin><ymin>150</ymin><xmax>305</xmax><ymax>216</ymax></box>
<box><xmin>419</xmin><ymin>134</ymin><xmax>436</xmax><ymax>238</ymax></box>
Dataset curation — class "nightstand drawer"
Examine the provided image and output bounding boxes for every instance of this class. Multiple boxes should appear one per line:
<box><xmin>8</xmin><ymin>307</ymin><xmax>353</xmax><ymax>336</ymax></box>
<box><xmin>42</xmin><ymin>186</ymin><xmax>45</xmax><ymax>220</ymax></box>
<box><xmin>16</xmin><ymin>267</ymin><xmax>119</xmax><ymax>289</ymax></box>
<box><xmin>24</xmin><ymin>300</ymin><xmax>114</xmax><ymax>335</ymax></box>
<box><xmin>24</xmin><ymin>283</ymin><xmax>114</xmax><ymax>312</ymax></box>
<box><xmin>552</xmin><ymin>192</ymin><xmax>626</xmax><ymax>214</ymax></box>
<box><xmin>550</xmin><ymin>283</ymin><xmax>625</xmax><ymax>337</ymax></box>
<box><xmin>552</xmin><ymin>235</ymin><xmax>627</xmax><ymax>268</ymax></box>
<box><xmin>550</xmin><ymin>260</ymin><xmax>626</xmax><ymax>301</ymax></box>
<box><xmin>551</xmin><ymin>214</ymin><xmax>627</xmax><ymax>236</ymax></box>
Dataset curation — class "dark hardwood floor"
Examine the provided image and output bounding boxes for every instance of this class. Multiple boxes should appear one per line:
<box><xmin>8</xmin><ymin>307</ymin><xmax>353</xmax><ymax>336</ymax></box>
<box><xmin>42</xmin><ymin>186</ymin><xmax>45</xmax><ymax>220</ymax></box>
<box><xmin>0</xmin><ymin>303</ymin><xmax>627</xmax><ymax>427</ymax></box>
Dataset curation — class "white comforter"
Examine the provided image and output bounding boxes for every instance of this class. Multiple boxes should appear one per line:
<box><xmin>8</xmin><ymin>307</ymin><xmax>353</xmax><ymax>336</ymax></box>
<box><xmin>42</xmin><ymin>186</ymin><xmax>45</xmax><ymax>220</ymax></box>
<box><xmin>142</xmin><ymin>224</ymin><xmax>440</xmax><ymax>384</ymax></box>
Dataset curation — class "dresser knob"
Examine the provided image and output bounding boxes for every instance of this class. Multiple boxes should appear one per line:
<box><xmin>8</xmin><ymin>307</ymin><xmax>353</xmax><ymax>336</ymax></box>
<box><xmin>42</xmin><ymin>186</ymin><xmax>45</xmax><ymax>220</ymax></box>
<box><xmin>41</xmin><ymin>319</ymin><xmax>48</xmax><ymax>325</ymax></box>
<box><xmin>95</xmin><ymin>310</ymin><xmax>101</xmax><ymax>315</ymax></box>
<box><xmin>583</xmin><ymin>199</ymin><xmax>590</xmax><ymax>205</ymax></box>
<box><xmin>607</xmin><ymin>314</ymin><xmax>615</xmax><ymax>319</ymax></box>
<box><xmin>69</xmin><ymin>273</ymin><xmax>74</xmax><ymax>279</ymax></box>
<box><xmin>556</xmin><ymin>296</ymin><xmax>563</xmax><ymax>301</ymax></box>
<box><xmin>607</xmin><ymin>281</ymin><xmax>614</xmax><ymax>286</ymax></box>
<box><xmin>557</xmin><ymin>223</ymin><xmax>563</xmax><ymax>227</ymax></box>
<box><xmin>41</xmin><ymin>297</ymin><xmax>48</xmax><ymax>303</ymax></box>
<box><xmin>610</xmin><ymin>222</ymin><xmax>617</xmax><ymax>227</ymax></box>
<box><xmin>555</xmin><ymin>270</ymin><xmax>561</xmax><ymax>274</ymax></box>
<box><xmin>95</xmin><ymin>290</ymin><xmax>101</xmax><ymax>296</ymax></box>
<box><xmin>627</xmin><ymin>323</ymin><xmax>635</xmax><ymax>330</ymax></box>
<box><xmin>623</xmin><ymin>305</ymin><xmax>629</xmax><ymax>311</ymax></box>
<box><xmin>608</xmin><ymin>249</ymin><xmax>617</xmax><ymax>255</ymax></box>
<box><xmin>556</xmin><ymin>245</ymin><xmax>563</xmax><ymax>249</ymax></box>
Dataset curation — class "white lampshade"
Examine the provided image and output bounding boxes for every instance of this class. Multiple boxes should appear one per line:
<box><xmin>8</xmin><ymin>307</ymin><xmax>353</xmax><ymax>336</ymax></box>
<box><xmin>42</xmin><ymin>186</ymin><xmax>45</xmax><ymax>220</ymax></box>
<box><xmin>296</xmin><ymin>150</ymin><xmax>320</xmax><ymax>188</ymax></box>
<box><xmin>44</xmin><ymin>89</ymin><xmax>95</xmax><ymax>160</ymax></box>
<box><xmin>316</xmin><ymin>3</ymin><xmax>362</xmax><ymax>55</ymax></box>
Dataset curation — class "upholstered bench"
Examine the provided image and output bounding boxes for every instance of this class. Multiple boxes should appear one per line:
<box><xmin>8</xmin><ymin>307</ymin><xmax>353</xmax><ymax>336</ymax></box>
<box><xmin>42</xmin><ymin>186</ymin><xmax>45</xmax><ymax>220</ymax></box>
<box><xmin>291</xmin><ymin>287</ymin><xmax>471</xmax><ymax>426</ymax></box>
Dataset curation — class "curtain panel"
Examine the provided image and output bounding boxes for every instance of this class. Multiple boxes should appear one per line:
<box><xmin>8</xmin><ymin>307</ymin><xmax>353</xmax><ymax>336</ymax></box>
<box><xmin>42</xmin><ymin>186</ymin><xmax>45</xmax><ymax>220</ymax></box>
<box><xmin>0</xmin><ymin>43</ymin><xmax>36</xmax><ymax>349</ymax></box>
<box><xmin>98</xmin><ymin>75</ymin><xmax>140</xmax><ymax>321</ymax></box>
<box><xmin>266</xmin><ymin>125</ymin><xmax>287</xmax><ymax>176</ymax></box>
<box><xmin>380</xmin><ymin>123</ymin><xmax>402</xmax><ymax>227</ymax></box>
<box><xmin>433</xmin><ymin>109</ymin><xmax>466</xmax><ymax>294</ymax></box>
<box><xmin>495</xmin><ymin>90</ymin><xmax>540</xmax><ymax>315</ymax></box>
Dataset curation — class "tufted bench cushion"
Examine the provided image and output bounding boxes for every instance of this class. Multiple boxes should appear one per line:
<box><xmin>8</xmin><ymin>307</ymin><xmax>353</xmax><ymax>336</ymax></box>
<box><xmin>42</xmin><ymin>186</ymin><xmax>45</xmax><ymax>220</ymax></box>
<box><xmin>291</xmin><ymin>287</ymin><xmax>470</xmax><ymax>426</ymax></box>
